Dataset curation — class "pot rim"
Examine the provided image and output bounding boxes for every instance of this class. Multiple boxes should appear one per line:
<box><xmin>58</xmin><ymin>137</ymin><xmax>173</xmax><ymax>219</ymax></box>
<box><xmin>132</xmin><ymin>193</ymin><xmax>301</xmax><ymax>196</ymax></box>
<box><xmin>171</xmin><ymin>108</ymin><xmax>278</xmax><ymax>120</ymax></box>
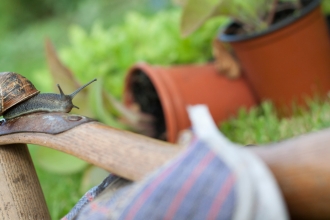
<box><xmin>124</xmin><ymin>63</ymin><xmax>179</xmax><ymax>143</ymax></box>
<box><xmin>219</xmin><ymin>0</ymin><xmax>320</xmax><ymax>42</ymax></box>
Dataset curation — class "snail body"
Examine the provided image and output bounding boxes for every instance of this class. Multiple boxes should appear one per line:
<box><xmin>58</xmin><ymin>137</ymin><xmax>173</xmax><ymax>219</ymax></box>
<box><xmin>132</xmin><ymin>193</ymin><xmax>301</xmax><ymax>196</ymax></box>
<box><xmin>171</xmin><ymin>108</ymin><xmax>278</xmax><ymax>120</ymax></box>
<box><xmin>0</xmin><ymin>72</ymin><xmax>96</xmax><ymax>120</ymax></box>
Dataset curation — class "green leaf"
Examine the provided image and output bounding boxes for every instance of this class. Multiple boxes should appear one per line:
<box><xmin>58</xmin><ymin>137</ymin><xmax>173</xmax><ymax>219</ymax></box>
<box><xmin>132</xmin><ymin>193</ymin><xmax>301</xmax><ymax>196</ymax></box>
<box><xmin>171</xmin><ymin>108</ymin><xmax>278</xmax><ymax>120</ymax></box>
<box><xmin>45</xmin><ymin>38</ymin><xmax>81</xmax><ymax>94</ymax></box>
<box><xmin>322</xmin><ymin>0</ymin><xmax>330</xmax><ymax>14</ymax></box>
<box><xmin>89</xmin><ymin>77</ymin><xmax>127</xmax><ymax>129</ymax></box>
<box><xmin>181</xmin><ymin>0</ymin><xmax>222</xmax><ymax>37</ymax></box>
<box><xmin>180</xmin><ymin>0</ymin><xmax>300</xmax><ymax>36</ymax></box>
<box><xmin>45</xmin><ymin>38</ymin><xmax>95</xmax><ymax>117</ymax></box>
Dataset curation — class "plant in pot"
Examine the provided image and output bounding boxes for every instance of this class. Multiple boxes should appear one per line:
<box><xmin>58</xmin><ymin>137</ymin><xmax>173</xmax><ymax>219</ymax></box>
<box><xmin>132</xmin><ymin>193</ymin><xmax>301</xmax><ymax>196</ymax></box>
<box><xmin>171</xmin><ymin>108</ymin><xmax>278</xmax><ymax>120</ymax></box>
<box><xmin>180</xmin><ymin>0</ymin><xmax>330</xmax><ymax>115</ymax></box>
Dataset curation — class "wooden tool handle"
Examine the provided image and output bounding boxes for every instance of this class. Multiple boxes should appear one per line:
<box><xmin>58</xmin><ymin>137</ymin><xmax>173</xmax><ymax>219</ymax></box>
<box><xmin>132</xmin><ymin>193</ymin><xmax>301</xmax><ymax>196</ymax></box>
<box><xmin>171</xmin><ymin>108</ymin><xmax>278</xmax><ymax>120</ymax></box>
<box><xmin>0</xmin><ymin>122</ymin><xmax>182</xmax><ymax>181</ymax></box>
<box><xmin>250</xmin><ymin>128</ymin><xmax>330</xmax><ymax>220</ymax></box>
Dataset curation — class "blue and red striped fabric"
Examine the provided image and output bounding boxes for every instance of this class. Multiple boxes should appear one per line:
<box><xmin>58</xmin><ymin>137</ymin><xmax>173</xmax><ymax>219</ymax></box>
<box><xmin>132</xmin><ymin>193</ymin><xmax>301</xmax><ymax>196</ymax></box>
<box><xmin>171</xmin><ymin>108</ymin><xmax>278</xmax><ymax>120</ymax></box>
<box><xmin>64</xmin><ymin>138</ymin><xmax>237</xmax><ymax>220</ymax></box>
<box><xmin>118</xmin><ymin>140</ymin><xmax>236</xmax><ymax>220</ymax></box>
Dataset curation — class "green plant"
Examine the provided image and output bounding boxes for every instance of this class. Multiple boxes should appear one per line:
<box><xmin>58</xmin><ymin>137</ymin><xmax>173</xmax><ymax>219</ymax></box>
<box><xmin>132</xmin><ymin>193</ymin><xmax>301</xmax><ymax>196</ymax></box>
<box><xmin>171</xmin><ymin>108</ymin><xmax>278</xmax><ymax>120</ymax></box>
<box><xmin>220</xmin><ymin>100</ymin><xmax>330</xmax><ymax>145</ymax></box>
<box><xmin>322</xmin><ymin>0</ymin><xmax>330</xmax><ymax>14</ymax></box>
<box><xmin>0</xmin><ymin>0</ymin><xmax>81</xmax><ymax>32</ymax></box>
<box><xmin>35</xmin><ymin>9</ymin><xmax>228</xmax><ymax>131</ymax></box>
<box><xmin>179</xmin><ymin>0</ymin><xmax>301</xmax><ymax>37</ymax></box>
<box><xmin>55</xmin><ymin>9</ymin><xmax>227</xmax><ymax>98</ymax></box>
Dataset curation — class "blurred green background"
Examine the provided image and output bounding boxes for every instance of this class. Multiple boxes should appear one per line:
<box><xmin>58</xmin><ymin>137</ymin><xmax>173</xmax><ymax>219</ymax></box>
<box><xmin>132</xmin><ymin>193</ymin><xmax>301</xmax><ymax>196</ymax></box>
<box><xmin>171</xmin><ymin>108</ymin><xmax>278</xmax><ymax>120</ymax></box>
<box><xmin>0</xmin><ymin>0</ymin><xmax>224</xmax><ymax>218</ymax></box>
<box><xmin>1</xmin><ymin>0</ymin><xmax>330</xmax><ymax>219</ymax></box>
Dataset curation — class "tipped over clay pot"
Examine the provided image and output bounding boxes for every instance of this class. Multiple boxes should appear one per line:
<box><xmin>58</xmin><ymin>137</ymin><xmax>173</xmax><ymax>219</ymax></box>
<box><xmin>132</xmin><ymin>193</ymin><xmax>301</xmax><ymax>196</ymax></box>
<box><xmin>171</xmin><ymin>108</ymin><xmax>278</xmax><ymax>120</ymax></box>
<box><xmin>124</xmin><ymin>63</ymin><xmax>257</xmax><ymax>143</ymax></box>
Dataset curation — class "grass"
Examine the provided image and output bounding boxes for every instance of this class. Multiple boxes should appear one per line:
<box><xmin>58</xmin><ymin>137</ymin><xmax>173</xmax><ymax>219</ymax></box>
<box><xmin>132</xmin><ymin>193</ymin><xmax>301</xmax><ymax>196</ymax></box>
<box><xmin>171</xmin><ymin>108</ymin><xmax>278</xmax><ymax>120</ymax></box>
<box><xmin>220</xmin><ymin>100</ymin><xmax>330</xmax><ymax>145</ymax></box>
<box><xmin>35</xmin><ymin>167</ymin><xmax>84</xmax><ymax>219</ymax></box>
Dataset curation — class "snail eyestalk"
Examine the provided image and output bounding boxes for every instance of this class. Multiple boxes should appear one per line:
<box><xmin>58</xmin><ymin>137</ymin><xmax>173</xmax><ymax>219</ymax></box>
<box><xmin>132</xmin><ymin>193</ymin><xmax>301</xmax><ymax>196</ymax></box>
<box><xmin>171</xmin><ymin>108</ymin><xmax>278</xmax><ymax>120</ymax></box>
<box><xmin>70</xmin><ymin>79</ymin><xmax>97</xmax><ymax>99</ymax></box>
<box><xmin>57</xmin><ymin>84</ymin><xmax>65</xmax><ymax>98</ymax></box>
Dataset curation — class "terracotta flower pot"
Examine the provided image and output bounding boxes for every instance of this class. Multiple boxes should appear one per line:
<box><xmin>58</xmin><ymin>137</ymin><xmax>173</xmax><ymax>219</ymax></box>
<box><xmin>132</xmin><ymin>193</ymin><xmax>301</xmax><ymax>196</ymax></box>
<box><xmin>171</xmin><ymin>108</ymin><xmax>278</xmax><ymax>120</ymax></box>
<box><xmin>124</xmin><ymin>63</ymin><xmax>257</xmax><ymax>143</ymax></box>
<box><xmin>220</xmin><ymin>0</ymin><xmax>330</xmax><ymax>114</ymax></box>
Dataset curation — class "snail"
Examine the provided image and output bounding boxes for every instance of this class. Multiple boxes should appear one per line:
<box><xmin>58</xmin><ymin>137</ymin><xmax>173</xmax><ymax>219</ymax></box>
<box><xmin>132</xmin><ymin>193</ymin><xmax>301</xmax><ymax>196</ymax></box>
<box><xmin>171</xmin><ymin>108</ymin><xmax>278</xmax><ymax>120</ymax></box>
<box><xmin>0</xmin><ymin>72</ymin><xmax>96</xmax><ymax>120</ymax></box>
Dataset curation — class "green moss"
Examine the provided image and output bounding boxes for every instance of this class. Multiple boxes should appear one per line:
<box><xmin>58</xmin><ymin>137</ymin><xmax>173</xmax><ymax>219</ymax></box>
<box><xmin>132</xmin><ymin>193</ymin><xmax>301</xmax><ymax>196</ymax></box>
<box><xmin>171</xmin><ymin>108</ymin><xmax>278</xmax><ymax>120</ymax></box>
<box><xmin>220</xmin><ymin>100</ymin><xmax>330</xmax><ymax>145</ymax></box>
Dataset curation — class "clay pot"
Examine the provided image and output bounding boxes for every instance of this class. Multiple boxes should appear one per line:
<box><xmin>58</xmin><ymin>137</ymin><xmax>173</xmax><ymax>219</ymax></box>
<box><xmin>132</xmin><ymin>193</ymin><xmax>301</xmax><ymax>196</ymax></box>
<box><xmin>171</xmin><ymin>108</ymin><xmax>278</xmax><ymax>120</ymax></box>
<box><xmin>124</xmin><ymin>63</ymin><xmax>257</xmax><ymax>143</ymax></box>
<box><xmin>220</xmin><ymin>0</ymin><xmax>330</xmax><ymax>114</ymax></box>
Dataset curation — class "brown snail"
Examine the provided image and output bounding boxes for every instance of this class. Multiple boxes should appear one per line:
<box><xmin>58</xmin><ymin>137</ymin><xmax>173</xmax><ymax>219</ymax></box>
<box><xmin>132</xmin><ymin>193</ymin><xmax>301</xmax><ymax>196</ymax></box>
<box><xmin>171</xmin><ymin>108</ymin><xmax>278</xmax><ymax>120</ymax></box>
<box><xmin>0</xmin><ymin>72</ymin><xmax>96</xmax><ymax>120</ymax></box>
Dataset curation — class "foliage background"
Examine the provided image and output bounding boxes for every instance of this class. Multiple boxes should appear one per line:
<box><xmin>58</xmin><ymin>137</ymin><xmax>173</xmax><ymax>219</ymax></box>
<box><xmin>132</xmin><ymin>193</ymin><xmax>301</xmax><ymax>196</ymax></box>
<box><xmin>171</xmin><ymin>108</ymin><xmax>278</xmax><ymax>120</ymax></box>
<box><xmin>0</xmin><ymin>0</ymin><xmax>329</xmax><ymax>219</ymax></box>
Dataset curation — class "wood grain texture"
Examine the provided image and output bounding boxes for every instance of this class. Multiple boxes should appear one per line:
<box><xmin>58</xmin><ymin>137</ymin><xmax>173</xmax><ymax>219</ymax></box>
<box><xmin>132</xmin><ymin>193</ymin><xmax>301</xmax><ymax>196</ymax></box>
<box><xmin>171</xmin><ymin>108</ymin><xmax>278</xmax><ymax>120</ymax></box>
<box><xmin>0</xmin><ymin>144</ymin><xmax>50</xmax><ymax>219</ymax></box>
<box><xmin>251</xmin><ymin>128</ymin><xmax>330</xmax><ymax>220</ymax></box>
<box><xmin>0</xmin><ymin>122</ymin><xmax>182</xmax><ymax>181</ymax></box>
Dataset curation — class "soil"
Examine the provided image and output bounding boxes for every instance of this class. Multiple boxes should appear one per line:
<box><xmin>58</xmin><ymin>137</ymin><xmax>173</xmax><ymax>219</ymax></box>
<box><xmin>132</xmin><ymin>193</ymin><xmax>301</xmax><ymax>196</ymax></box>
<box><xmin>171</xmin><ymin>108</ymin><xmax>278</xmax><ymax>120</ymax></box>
<box><xmin>273</xmin><ymin>0</ymin><xmax>312</xmax><ymax>23</ymax></box>
<box><xmin>130</xmin><ymin>70</ymin><xmax>166</xmax><ymax>140</ymax></box>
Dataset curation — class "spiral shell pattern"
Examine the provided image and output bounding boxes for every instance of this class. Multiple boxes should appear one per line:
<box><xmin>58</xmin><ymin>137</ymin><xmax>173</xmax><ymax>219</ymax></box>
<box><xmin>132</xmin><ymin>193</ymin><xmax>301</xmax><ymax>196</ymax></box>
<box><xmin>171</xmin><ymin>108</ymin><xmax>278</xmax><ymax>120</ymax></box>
<box><xmin>0</xmin><ymin>72</ymin><xmax>40</xmax><ymax>114</ymax></box>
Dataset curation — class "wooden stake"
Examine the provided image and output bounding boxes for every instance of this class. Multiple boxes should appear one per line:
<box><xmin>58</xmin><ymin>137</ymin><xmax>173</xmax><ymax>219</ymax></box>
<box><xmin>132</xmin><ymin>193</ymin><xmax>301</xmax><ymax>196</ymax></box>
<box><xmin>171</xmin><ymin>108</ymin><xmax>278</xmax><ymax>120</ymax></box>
<box><xmin>0</xmin><ymin>144</ymin><xmax>50</xmax><ymax>219</ymax></box>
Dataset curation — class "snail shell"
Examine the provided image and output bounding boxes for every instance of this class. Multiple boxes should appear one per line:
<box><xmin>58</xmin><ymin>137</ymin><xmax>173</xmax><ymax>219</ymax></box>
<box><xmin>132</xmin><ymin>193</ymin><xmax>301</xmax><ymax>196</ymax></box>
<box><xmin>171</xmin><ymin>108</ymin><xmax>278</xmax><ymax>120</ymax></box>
<box><xmin>0</xmin><ymin>72</ymin><xmax>40</xmax><ymax>114</ymax></box>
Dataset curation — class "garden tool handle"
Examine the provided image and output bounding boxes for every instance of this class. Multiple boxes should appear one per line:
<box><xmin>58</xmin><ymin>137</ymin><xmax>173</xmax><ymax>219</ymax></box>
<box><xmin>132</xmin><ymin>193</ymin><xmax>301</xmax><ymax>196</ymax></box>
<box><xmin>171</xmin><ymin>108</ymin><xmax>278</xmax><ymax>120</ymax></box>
<box><xmin>250</xmin><ymin>129</ymin><xmax>330</xmax><ymax>220</ymax></box>
<box><xmin>0</xmin><ymin>113</ymin><xmax>182</xmax><ymax>181</ymax></box>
